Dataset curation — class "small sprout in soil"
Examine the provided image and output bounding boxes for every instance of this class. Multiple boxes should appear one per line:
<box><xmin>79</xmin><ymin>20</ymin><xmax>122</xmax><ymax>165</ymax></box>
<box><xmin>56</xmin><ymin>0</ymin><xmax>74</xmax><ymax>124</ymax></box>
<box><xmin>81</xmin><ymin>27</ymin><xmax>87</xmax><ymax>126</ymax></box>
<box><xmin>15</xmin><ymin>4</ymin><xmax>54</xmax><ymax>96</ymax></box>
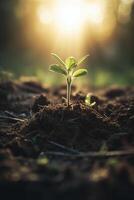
<box><xmin>99</xmin><ymin>142</ymin><xmax>108</xmax><ymax>153</ymax></box>
<box><xmin>85</xmin><ymin>93</ymin><xmax>96</xmax><ymax>107</ymax></box>
<box><xmin>37</xmin><ymin>157</ymin><xmax>49</xmax><ymax>166</ymax></box>
<box><xmin>49</xmin><ymin>53</ymin><xmax>89</xmax><ymax>107</ymax></box>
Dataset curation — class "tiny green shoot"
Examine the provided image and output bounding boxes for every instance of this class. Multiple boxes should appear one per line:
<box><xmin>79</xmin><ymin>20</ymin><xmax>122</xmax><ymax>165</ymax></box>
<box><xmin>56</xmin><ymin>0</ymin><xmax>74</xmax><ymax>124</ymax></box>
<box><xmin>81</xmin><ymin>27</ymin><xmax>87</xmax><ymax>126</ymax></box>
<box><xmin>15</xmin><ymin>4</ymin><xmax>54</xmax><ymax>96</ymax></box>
<box><xmin>49</xmin><ymin>53</ymin><xmax>89</xmax><ymax>107</ymax></box>
<box><xmin>85</xmin><ymin>93</ymin><xmax>96</xmax><ymax>107</ymax></box>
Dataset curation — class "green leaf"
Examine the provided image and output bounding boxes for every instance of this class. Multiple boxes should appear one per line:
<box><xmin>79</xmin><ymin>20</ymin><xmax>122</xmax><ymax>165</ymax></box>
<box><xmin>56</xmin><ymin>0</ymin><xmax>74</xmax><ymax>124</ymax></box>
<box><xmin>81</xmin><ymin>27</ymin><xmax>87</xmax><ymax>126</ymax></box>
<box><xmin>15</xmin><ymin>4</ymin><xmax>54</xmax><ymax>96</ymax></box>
<box><xmin>65</xmin><ymin>56</ymin><xmax>77</xmax><ymax>70</ymax></box>
<box><xmin>49</xmin><ymin>64</ymin><xmax>67</xmax><ymax>76</ymax></box>
<box><xmin>85</xmin><ymin>93</ymin><xmax>92</xmax><ymax>101</ymax></box>
<box><xmin>85</xmin><ymin>93</ymin><xmax>96</xmax><ymax>107</ymax></box>
<box><xmin>90</xmin><ymin>102</ymin><xmax>96</xmax><ymax>106</ymax></box>
<box><xmin>51</xmin><ymin>53</ymin><xmax>65</xmax><ymax>66</ymax></box>
<box><xmin>73</xmin><ymin>69</ymin><xmax>88</xmax><ymax>78</ymax></box>
<box><xmin>85</xmin><ymin>100</ymin><xmax>96</xmax><ymax>107</ymax></box>
<box><xmin>78</xmin><ymin>54</ymin><xmax>89</xmax><ymax>65</ymax></box>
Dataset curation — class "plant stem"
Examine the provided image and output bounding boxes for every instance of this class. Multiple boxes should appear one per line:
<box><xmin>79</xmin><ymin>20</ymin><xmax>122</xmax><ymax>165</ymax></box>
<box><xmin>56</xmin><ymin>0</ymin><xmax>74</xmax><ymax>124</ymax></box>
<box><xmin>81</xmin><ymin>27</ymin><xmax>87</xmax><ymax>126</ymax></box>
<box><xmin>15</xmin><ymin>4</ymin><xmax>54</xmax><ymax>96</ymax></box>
<box><xmin>67</xmin><ymin>77</ymin><xmax>71</xmax><ymax>107</ymax></box>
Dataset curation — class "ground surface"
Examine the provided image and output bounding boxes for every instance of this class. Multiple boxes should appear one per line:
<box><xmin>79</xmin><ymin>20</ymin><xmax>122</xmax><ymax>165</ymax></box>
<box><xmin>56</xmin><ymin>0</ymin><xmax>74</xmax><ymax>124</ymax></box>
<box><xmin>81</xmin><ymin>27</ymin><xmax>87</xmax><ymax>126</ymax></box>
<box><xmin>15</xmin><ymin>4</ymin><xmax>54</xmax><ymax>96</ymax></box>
<box><xmin>0</xmin><ymin>80</ymin><xmax>134</xmax><ymax>200</ymax></box>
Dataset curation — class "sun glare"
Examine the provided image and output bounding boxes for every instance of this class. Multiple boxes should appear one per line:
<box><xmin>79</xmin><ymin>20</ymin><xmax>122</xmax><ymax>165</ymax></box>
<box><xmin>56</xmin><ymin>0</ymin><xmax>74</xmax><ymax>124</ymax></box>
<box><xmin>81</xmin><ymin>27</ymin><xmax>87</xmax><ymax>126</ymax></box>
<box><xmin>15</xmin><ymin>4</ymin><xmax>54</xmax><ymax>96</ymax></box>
<box><xmin>38</xmin><ymin>6</ymin><xmax>52</xmax><ymax>25</ymax></box>
<box><xmin>86</xmin><ymin>2</ymin><xmax>105</xmax><ymax>24</ymax></box>
<box><xmin>53</xmin><ymin>1</ymin><xmax>84</xmax><ymax>33</ymax></box>
<box><xmin>37</xmin><ymin>0</ymin><xmax>105</xmax><ymax>34</ymax></box>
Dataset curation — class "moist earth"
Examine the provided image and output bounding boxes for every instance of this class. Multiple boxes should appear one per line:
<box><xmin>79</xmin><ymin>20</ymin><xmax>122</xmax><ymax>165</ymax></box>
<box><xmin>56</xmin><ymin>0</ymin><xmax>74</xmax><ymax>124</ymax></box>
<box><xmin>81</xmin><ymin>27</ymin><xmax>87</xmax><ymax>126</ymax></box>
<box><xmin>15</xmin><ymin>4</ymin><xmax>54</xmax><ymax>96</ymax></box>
<box><xmin>0</xmin><ymin>81</ymin><xmax>134</xmax><ymax>200</ymax></box>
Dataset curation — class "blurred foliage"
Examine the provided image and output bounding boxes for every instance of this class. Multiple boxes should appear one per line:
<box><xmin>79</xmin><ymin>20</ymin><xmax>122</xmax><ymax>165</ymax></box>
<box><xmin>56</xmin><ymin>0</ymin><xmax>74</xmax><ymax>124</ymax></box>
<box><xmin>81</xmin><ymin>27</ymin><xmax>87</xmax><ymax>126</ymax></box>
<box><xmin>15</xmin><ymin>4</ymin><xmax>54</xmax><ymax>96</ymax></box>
<box><xmin>0</xmin><ymin>0</ymin><xmax>134</xmax><ymax>86</ymax></box>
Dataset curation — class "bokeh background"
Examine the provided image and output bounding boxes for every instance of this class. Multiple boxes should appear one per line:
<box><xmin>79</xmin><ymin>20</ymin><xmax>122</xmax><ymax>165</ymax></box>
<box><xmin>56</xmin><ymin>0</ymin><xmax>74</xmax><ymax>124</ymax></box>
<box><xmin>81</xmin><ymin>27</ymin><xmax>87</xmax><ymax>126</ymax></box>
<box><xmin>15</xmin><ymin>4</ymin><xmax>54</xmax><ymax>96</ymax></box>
<box><xmin>0</xmin><ymin>0</ymin><xmax>134</xmax><ymax>87</ymax></box>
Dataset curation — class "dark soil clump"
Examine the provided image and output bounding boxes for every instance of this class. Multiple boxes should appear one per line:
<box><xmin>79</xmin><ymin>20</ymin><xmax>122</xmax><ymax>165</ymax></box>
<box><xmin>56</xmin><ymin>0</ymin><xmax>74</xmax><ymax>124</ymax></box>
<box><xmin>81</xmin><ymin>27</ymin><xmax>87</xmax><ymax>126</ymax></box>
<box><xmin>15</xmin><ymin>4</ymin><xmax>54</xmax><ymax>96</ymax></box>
<box><xmin>32</xmin><ymin>94</ymin><xmax>50</xmax><ymax>113</ymax></box>
<box><xmin>0</xmin><ymin>81</ymin><xmax>134</xmax><ymax>200</ymax></box>
<box><xmin>22</xmin><ymin>103</ymin><xmax>120</xmax><ymax>152</ymax></box>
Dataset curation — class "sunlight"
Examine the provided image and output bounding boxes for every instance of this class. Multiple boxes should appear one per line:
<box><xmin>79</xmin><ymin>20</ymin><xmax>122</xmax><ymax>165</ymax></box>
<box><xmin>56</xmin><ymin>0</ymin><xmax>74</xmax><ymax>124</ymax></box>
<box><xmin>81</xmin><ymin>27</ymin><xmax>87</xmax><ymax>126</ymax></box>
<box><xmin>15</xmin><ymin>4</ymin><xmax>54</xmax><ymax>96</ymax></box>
<box><xmin>53</xmin><ymin>0</ymin><xmax>85</xmax><ymax>33</ymax></box>
<box><xmin>37</xmin><ymin>0</ymin><xmax>105</xmax><ymax>34</ymax></box>
<box><xmin>86</xmin><ymin>2</ymin><xmax>105</xmax><ymax>24</ymax></box>
<box><xmin>37</xmin><ymin>6</ymin><xmax>52</xmax><ymax>25</ymax></box>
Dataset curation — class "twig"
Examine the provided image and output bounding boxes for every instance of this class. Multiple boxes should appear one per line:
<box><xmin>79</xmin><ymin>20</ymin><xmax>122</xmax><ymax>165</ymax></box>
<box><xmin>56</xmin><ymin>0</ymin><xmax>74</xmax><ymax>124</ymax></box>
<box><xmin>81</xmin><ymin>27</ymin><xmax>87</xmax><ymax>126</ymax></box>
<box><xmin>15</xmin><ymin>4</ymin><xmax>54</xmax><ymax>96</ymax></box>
<box><xmin>90</xmin><ymin>107</ymin><xmax>109</xmax><ymax>120</ymax></box>
<box><xmin>0</xmin><ymin>115</ymin><xmax>25</xmax><ymax>122</ymax></box>
<box><xmin>43</xmin><ymin>149</ymin><xmax>134</xmax><ymax>158</ymax></box>
<box><xmin>4</xmin><ymin>110</ymin><xmax>17</xmax><ymax>118</ymax></box>
<box><xmin>48</xmin><ymin>140</ymin><xmax>80</xmax><ymax>154</ymax></box>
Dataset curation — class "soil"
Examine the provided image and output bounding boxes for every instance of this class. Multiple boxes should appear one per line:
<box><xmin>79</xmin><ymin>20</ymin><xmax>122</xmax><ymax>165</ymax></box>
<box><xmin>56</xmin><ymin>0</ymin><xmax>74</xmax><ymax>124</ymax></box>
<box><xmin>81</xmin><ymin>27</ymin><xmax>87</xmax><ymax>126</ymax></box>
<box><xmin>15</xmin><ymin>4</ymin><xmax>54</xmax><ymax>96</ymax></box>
<box><xmin>0</xmin><ymin>80</ymin><xmax>134</xmax><ymax>200</ymax></box>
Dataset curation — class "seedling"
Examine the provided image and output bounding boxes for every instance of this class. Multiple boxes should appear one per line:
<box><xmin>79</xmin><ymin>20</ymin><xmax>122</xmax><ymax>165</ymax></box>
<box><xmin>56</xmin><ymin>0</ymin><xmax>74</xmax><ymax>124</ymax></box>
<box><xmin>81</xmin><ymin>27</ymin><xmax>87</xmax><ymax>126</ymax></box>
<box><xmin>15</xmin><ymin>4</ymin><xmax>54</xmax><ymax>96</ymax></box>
<box><xmin>85</xmin><ymin>93</ymin><xmax>96</xmax><ymax>107</ymax></box>
<box><xmin>49</xmin><ymin>53</ymin><xmax>89</xmax><ymax>107</ymax></box>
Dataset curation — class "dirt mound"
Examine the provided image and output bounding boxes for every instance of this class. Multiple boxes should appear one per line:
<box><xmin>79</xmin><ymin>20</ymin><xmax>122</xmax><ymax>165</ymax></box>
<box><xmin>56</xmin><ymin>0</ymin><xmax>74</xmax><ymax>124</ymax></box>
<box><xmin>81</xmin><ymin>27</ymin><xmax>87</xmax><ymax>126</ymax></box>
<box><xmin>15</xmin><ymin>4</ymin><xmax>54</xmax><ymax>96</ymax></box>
<box><xmin>20</xmin><ymin>103</ymin><xmax>119</xmax><ymax>152</ymax></box>
<box><xmin>0</xmin><ymin>83</ymin><xmax>134</xmax><ymax>200</ymax></box>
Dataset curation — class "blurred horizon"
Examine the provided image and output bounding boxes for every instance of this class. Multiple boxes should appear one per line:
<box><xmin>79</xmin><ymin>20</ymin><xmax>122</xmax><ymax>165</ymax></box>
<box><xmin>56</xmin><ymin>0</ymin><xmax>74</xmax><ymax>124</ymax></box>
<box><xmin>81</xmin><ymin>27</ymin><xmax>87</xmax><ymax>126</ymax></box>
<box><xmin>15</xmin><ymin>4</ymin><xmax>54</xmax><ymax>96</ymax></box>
<box><xmin>0</xmin><ymin>0</ymin><xmax>134</xmax><ymax>86</ymax></box>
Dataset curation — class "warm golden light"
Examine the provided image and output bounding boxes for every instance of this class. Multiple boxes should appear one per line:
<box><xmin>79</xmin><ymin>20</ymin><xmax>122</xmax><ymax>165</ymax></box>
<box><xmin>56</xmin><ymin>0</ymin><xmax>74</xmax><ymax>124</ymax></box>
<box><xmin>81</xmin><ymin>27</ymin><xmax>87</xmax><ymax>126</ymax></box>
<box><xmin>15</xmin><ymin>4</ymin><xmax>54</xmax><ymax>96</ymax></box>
<box><xmin>38</xmin><ymin>6</ymin><xmax>52</xmax><ymax>25</ymax></box>
<box><xmin>86</xmin><ymin>2</ymin><xmax>105</xmax><ymax>24</ymax></box>
<box><xmin>53</xmin><ymin>0</ymin><xmax>85</xmax><ymax>33</ymax></box>
<box><xmin>37</xmin><ymin>0</ymin><xmax>106</xmax><ymax>34</ymax></box>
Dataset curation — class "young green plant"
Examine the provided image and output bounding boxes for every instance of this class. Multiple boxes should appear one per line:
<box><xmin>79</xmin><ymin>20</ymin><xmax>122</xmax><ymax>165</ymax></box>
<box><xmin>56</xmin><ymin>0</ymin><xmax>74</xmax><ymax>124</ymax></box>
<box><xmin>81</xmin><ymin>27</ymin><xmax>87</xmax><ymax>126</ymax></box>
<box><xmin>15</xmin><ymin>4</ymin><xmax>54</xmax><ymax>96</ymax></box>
<box><xmin>85</xmin><ymin>93</ymin><xmax>96</xmax><ymax>107</ymax></box>
<box><xmin>49</xmin><ymin>53</ymin><xmax>89</xmax><ymax>107</ymax></box>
